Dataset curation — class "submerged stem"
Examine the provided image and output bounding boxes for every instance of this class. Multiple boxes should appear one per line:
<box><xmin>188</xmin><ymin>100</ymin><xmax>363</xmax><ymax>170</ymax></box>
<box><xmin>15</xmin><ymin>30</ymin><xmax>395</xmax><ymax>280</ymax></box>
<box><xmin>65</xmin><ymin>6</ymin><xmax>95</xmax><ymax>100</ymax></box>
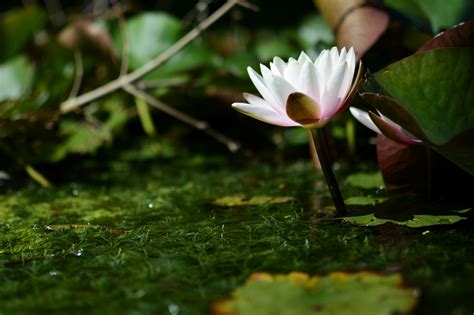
<box><xmin>310</xmin><ymin>128</ymin><xmax>347</xmax><ymax>216</ymax></box>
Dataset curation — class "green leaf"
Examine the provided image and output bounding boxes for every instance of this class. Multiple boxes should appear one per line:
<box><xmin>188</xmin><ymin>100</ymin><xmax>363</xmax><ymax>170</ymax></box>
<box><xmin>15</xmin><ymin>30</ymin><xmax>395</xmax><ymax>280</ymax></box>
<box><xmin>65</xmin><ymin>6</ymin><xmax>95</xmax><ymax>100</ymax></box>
<box><xmin>213</xmin><ymin>271</ymin><xmax>418</xmax><ymax>315</ymax></box>
<box><xmin>0</xmin><ymin>55</ymin><xmax>33</xmax><ymax>102</ymax></box>
<box><xmin>135</xmin><ymin>97</ymin><xmax>157</xmax><ymax>137</ymax></box>
<box><xmin>116</xmin><ymin>12</ymin><xmax>214</xmax><ymax>79</ymax></box>
<box><xmin>374</xmin><ymin>48</ymin><xmax>474</xmax><ymax>145</ymax></box>
<box><xmin>297</xmin><ymin>14</ymin><xmax>334</xmax><ymax>48</ymax></box>
<box><xmin>0</xmin><ymin>5</ymin><xmax>48</xmax><ymax>62</ymax></box>
<box><xmin>415</xmin><ymin>0</ymin><xmax>473</xmax><ymax>33</ymax></box>
<box><xmin>345</xmin><ymin>196</ymin><xmax>388</xmax><ymax>206</ymax></box>
<box><xmin>345</xmin><ymin>172</ymin><xmax>384</xmax><ymax>190</ymax></box>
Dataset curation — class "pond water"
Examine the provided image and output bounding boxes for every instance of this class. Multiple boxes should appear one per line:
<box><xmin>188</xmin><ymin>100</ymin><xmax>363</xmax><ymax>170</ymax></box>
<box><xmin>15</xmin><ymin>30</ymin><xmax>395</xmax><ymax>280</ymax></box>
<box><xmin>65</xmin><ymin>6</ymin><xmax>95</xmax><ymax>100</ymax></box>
<box><xmin>0</xmin><ymin>155</ymin><xmax>473</xmax><ymax>314</ymax></box>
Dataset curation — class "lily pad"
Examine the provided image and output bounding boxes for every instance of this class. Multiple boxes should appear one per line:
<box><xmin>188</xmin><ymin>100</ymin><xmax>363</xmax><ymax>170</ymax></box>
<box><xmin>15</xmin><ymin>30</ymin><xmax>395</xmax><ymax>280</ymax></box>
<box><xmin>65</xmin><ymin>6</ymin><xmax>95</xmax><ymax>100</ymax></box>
<box><xmin>373</xmin><ymin>48</ymin><xmax>474</xmax><ymax>174</ymax></box>
<box><xmin>414</xmin><ymin>0</ymin><xmax>473</xmax><ymax>33</ymax></box>
<box><xmin>213</xmin><ymin>271</ymin><xmax>418</xmax><ymax>315</ymax></box>
<box><xmin>343</xmin><ymin>213</ymin><xmax>468</xmax><ymax>227</ymax></box>
<box><xmin>345</xmin><ymin>172</ymin><xmax>384</xmax><ymax>190</ymax></box>
<box><xmin>212</xmin><ymin>196</ymin><xmax>295</xmax><ymax>207</ymax></box>
<box><xmin>418</xmin><ymin>20</ymin><xmax>474</xmax><ymax>52</ymax></box>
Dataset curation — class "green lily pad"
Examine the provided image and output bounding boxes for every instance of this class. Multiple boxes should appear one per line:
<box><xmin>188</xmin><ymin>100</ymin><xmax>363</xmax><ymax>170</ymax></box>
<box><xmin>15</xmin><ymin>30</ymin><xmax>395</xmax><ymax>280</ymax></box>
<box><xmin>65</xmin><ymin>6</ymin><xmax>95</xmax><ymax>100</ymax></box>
<box><xmin>213</xmin><ymin>271</ymin><xmax>418</xmax><ymax>315</ymax></box>
<box><xmin>345</xmin><ymin>172</ymin><xmax>384</xmax><ymax>190</ymax></box>
<box><xmin>375</xmin><ymin>48</ymin><xmax>474</xmax><ymax>146</ymax></box>
<box><xmin>212</xmin><ymin>195</ymin><xmax>295</xmax><ymax>207</ymax></box>
<box><xmin>343</xmin><ymin>212</ymin><xmax>468</xmax><ymax>227</ymax></box>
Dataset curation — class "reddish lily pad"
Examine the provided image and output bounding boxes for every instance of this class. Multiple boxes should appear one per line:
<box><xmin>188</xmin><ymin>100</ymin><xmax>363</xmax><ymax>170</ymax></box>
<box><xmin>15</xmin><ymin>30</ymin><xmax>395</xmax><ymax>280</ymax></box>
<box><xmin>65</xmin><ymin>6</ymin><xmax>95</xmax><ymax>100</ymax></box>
<box><xmin>418</xmin><ymin>20</ymin><xmax>474</xmax><ymax>52</ymax></box>
<box><xmin>213</xmin><ymin>271</ymin><xmax>418</xmax><ymax>315</ymax></box>
<box><xmin>314</xmin><ymin>0</ymin><xmax>389</xmax><ymax>60</ymax></box>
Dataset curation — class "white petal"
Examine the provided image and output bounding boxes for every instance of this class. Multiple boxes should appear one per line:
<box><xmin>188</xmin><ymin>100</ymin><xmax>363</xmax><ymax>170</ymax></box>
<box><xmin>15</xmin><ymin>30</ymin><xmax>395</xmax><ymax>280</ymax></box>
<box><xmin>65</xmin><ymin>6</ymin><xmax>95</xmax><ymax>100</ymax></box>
<box><xmin>336</xmin><ymin>61</ymin><xmax>354</xmax><ymax>101</ymax></box>
<box><xmin>350</xmin><ymin>107</ymin><xmax>381</xmax><ymax>134</ymax></box>
<box><xmin>268</xmin><ymin>75</ymin><xmax>297</xmax><ymax>111</ymax></box>
<box><xmin>329</xmin><ymin>46</ymin><xmax>339</xmax><ymax>67</ymax></box>
<box><xmin>298</xmin><ymin>51</ymin><xmax>311</xmax><ymax>64</ymax></box>
<box><xmin>346</xmin><ymin>47</ymin><xmax>356</xmax><ymax>73</ymax></box>
<box><xmin>271</xmin><ymin>56</ymin><xmax>286</xmax><ymax>76</ymax></box>
<box><xmin>232</xmin><ymin>102</ymin><xmax>298</xmax><ymax>127</ymax></box>
<box><xmin>321</xmin><ymin>62</ymin><xmax>349</xmax><ymax>118</ymax></box>
<box><xmin>315</xmin><ymin>50</ymin><xmax>332</xmax><ymax>82</ymax></box>
<box><xmin>260</xmin><ymin>64</ymin><xmax>273</xmax><ymax>87</ymax></box>
<box><xmin>338</xmin><ymin>47</ymin><xmax>347</xmax><ymax>62</ymax></box>
<box><xmin>298</xmin><ymin>61</ymin><xmax>322</xmax><ymax>103</ymax></box>
<box><xmin>247</xmin><ymin>66</ymin><xmax>279</xmax><ymax>110</ymax></box>
<box><xmin>283</xmin><ymin>59</ymin><xmax>302</xmax><ymax>88</ymax></box>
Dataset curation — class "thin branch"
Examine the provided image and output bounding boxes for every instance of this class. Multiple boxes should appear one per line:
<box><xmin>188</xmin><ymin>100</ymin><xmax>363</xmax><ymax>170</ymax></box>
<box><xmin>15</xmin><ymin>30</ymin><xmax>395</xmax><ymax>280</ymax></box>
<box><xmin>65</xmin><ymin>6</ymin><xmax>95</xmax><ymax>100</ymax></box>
<box><xmin>113</xmin><ymin>0</ymin><xmax>129</xmax><ymax>76</ymax></box>
<box><xmin>68</xmin><ymin>50</ymin><xmax>83</xmax><ymax>99</ymax></box>
<box><xmin>122</xmin><ymin>83</ymin><xmax>241</xmax><ymax>152</ymax></box>
<box><xmin>60</xmin><ymin>0</ymin><xmax>243</xmax><ymax>113</ymax></box>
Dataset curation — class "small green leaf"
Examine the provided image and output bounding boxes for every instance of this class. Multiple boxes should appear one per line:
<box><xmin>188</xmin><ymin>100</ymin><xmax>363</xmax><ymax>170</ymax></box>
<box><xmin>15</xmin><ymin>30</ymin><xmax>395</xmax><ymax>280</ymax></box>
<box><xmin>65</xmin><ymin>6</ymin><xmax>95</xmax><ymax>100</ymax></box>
<box><xmin>135</xmin><ymin>97</ymin><xmax>157</xmax><ymax>137</ymax></box>
<box><xmin>345</xmin><ymin>172</ymin><xmax>384</xmax><ymax>190</ymax></box>
<box><xmin>0</xmin><ymin>55</ymin><xmax>33</xmax><ymax>102</ymax></box>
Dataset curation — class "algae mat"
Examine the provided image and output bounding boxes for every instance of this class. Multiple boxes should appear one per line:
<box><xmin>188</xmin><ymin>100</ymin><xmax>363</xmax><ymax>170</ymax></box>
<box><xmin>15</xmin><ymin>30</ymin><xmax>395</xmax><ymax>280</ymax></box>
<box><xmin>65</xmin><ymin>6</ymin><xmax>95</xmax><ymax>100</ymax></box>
<box><xmin>0</xmin><ymin>157</ymin><xmax>473</xmax><ymax>314</ymax></box>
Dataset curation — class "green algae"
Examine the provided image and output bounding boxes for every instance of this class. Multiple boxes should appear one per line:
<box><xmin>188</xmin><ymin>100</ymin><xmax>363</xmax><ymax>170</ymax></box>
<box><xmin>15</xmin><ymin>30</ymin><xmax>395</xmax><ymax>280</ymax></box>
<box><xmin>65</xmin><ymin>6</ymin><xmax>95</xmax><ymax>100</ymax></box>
<box><xmin>0</xmin><ymin>156</ymin><xmax>473</xmax><ymax>315</ymax></box>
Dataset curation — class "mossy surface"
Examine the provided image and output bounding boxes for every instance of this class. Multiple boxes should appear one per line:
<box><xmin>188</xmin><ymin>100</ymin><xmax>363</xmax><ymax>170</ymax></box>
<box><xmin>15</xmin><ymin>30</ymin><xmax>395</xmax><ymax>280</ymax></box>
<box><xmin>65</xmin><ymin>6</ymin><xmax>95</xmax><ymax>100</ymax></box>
<box><xmin>0</xmin><ymin>156</ymin><xmax>473</xmax><ymax>315</ymax></box>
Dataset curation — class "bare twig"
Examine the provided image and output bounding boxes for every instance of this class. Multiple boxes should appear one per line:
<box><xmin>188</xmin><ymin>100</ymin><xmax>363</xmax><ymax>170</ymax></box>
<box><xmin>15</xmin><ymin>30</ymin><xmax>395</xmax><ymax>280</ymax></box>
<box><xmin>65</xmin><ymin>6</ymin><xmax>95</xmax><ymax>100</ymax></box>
<box><xmin>60</xmin><ymin>0</ymin><xmax>243</xmax><ymax>113</ymax></box>
<box><xmin>113</xmin><ymin>0</ymin><xmax>129</xmax><ymax>76</ymax></box>
<box><xmin>68</xmin><ymin>50</ymin><xmax>84</xmax><ymax>99</ymax></box>
<box><xmin>122</xmin><ymin>84</ymin><xmax>241</xmax><ymax>152</ymax></box>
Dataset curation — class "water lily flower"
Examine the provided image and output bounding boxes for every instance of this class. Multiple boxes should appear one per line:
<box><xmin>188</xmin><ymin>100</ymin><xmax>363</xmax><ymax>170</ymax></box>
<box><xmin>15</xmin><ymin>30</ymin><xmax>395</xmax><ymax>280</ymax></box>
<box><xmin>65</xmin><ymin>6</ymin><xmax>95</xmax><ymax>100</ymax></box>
<box><xmin>232</xmin><ymin>47</ymin><xmax>362</xmax><ymax>128</ymax></box>
<box><xmin>349</xmin><ymin>107</ymin><xmax>421</xmax><ymax>145</ymax></box>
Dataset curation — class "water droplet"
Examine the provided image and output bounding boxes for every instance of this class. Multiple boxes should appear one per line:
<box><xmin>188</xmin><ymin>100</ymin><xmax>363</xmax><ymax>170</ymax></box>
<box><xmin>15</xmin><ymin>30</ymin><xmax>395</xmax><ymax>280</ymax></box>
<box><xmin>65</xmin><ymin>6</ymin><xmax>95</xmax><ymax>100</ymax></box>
<box><xmin>49</xmin><ymin>270</ymin><xmax>61</xmax><ymax>277</ymax></box>
<box><xmin>74</xmin><ymin>248</ymin><xmax>84</xmax><ymax>257</ymax></box>
<box><xmin>168</xmin><ymin>304</ymin><xmax>179</xmax><ymax>315</ymax></box>
<box><xmin>71</xmin><ymin>189</ymin><xmax>79</xmax><ymax>196</ymax></box>
<box><xmin>147</xmin><ymin>203</ymin><xmax>154</xmax><ymax>209</ymax></box>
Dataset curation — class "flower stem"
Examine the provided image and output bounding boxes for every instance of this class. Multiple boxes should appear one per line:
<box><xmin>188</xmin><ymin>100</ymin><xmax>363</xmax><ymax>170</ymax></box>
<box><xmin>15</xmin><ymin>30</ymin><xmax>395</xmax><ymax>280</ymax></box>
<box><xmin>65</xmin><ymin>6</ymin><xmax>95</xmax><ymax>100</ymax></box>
<box><xmin>310</xmin><ymin>128</ymin><xmax>347</xmax><ymax>216</ymax></box>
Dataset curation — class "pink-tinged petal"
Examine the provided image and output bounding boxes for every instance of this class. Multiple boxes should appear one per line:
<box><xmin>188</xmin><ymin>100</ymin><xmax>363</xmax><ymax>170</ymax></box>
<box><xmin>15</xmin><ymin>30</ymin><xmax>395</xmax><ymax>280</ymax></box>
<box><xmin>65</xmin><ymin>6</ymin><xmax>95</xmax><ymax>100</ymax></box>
<box><xmin>247</xmin><ymin>66</ymin><xmax>279</xmax><ymax>109</ymax></box>
<box><xmin>232</xmin><ymin>102</ymin><xmax>298</xmax><ymax>127</ymax></box>
<box><xmin>379</xmin><ymin>114</ymin><xmax>422</xmax><ymax>145</ymax></box>
<box><xmin>267</xmin><ymin>75</ymin><xmax>297</xmax><ymax>112</ymax></box>
<box><xmin>298</xmin><ymin>61</ymin><xmax>322</xmax><ymax>103</ymax></box>
<box><xmin>321</xmin><ymin>62</ymin><xmax>349</xmax><ymax>118</ymax></box>
<box><xmin>350</xmin><ymin>107</ymin><xmax>382</xmax><ymax>134</ymax></box>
